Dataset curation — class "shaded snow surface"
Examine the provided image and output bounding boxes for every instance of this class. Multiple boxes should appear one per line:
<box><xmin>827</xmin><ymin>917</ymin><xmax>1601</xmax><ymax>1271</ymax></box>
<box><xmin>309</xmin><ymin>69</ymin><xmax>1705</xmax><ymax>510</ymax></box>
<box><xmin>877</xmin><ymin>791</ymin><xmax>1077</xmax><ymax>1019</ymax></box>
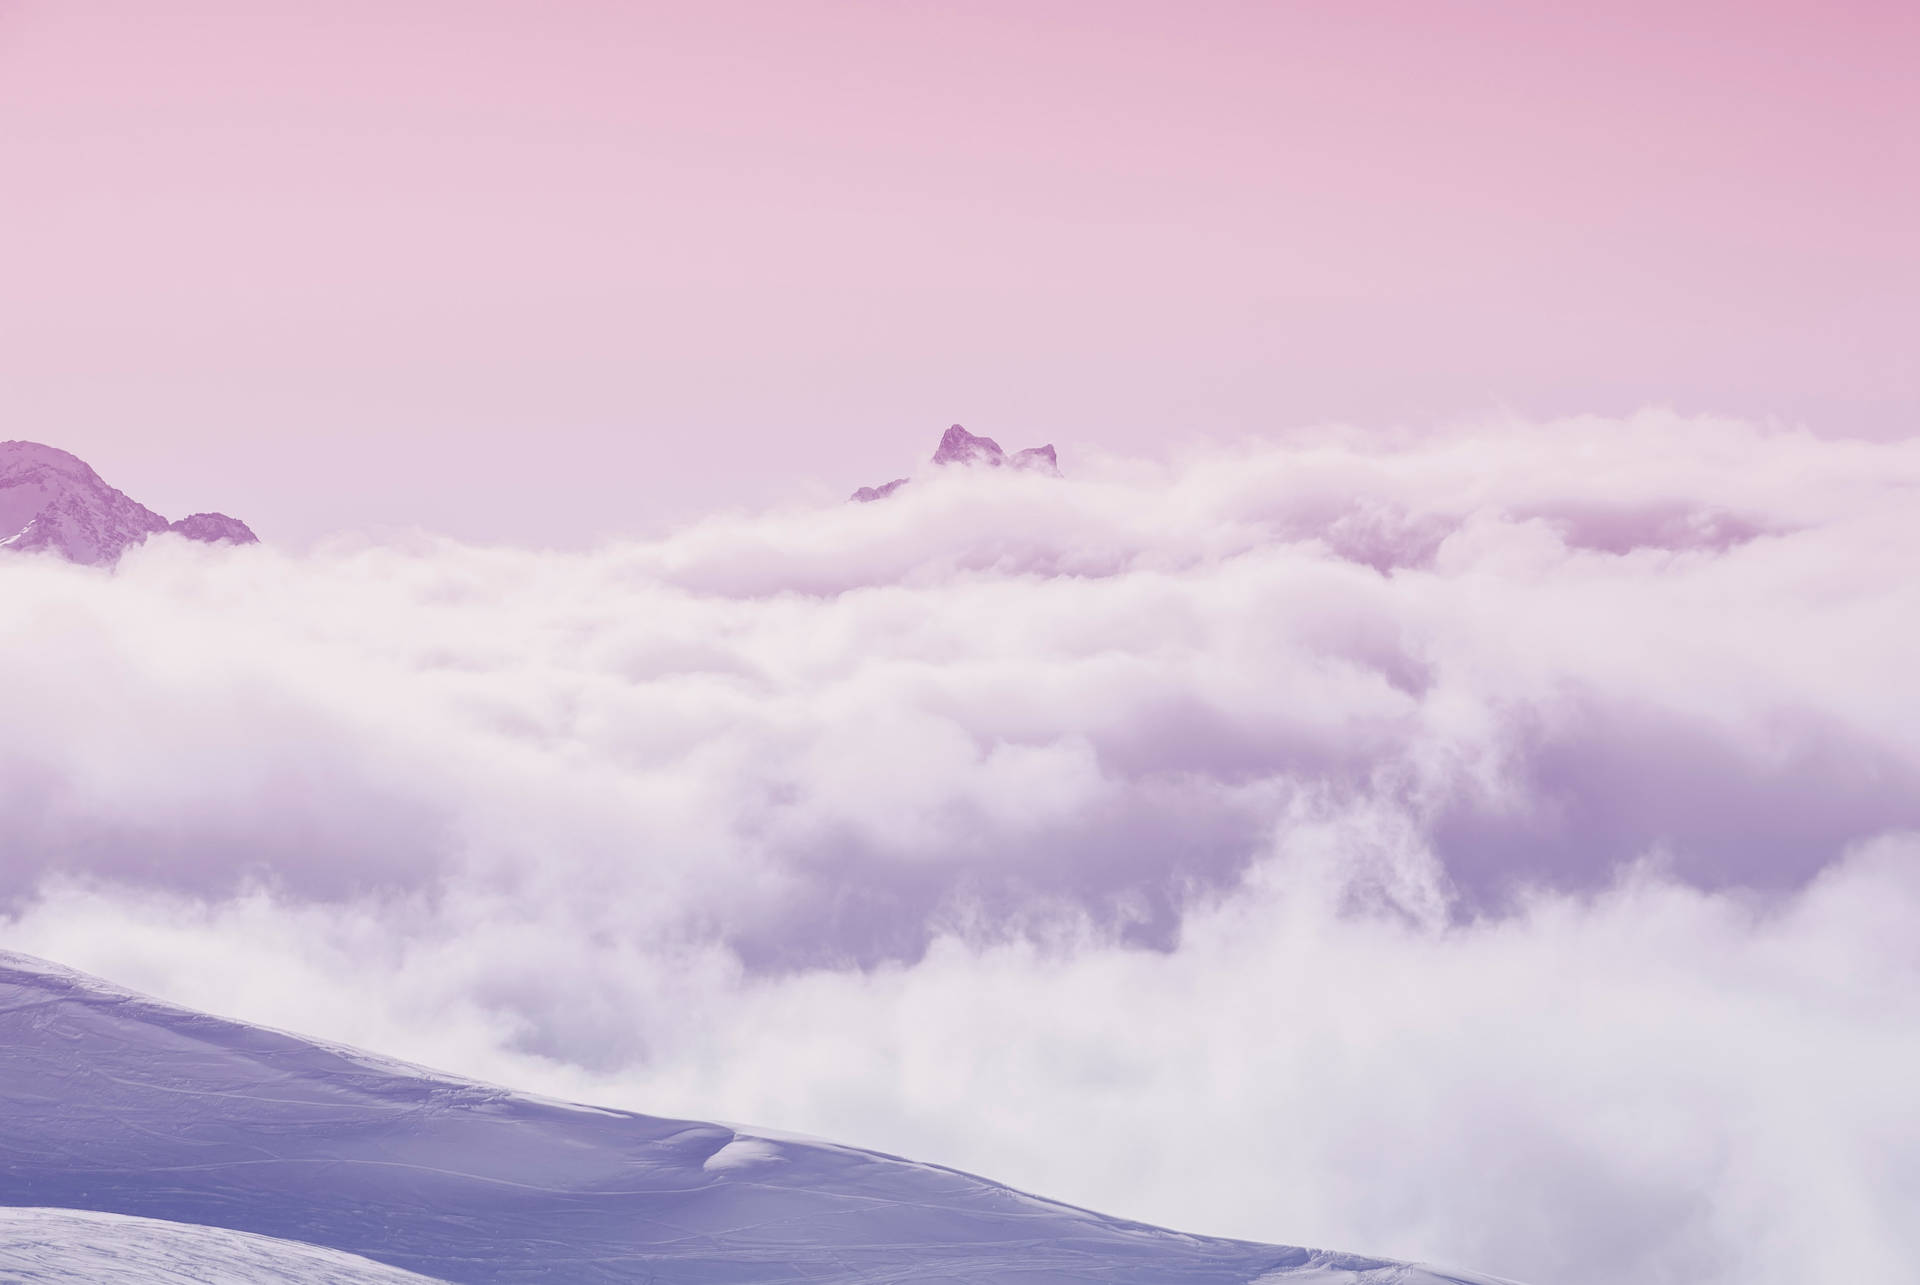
<box><xmin>0</xmin><ymin>952</ymin><xmax>1518</xmax><ymax>1284</ymax></box>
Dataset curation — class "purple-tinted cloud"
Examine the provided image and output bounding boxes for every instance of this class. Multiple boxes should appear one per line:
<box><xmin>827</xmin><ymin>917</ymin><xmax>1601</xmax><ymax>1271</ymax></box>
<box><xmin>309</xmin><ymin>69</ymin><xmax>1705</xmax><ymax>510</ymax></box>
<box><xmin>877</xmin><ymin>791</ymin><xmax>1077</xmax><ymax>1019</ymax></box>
<box><xmin>1</xmin><ymin>412</ymin><xmax>1917</xmax><ymax>1285</ymax></box>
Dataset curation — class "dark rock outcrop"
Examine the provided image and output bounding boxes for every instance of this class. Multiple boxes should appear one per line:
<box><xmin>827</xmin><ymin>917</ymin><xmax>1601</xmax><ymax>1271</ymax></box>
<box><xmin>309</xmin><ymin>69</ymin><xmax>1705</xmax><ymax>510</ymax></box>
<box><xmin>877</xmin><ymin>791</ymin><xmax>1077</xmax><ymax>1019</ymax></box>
<box><xmin>850</xmin><ymin>478</ymin><xmax>910</xmax><ymax>503</ymax></box>
<box><xmin>168</xmin><ymin>512</ymin><xmax>260</xmax><ymax>545</ymax></box>
<box><xmin>852</xmin><ymin>424</ymin><xmax>1060</xmax><ymax>502</ymax></box>
<box><xmin>930</xmin><ymin>425</ymin><xmax>1061</xmax><ymax>475</ymax></box>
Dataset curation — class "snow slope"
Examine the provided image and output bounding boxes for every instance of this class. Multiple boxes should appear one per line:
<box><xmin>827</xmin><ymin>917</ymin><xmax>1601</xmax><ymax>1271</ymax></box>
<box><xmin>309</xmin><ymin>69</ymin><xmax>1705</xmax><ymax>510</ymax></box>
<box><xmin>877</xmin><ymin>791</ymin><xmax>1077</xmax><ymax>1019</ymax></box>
<box><xmin>0</xmin><ymin>952</ymin><xmax>1516</xmax><ymax>1285</ymax></box>
<box><xmin>0</xmin><ymin>1207</ymin><xmax>446</xmax><ymax>1284</ymax></box>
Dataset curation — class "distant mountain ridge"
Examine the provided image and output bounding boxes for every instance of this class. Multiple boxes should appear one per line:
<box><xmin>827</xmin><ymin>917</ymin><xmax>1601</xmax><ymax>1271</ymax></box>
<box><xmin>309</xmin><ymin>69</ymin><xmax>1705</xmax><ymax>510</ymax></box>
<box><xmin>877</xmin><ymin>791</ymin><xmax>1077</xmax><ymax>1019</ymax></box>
<box><xmin>852</xmin><ymin>423</ymin><xmax>1061</xmax><ymax>502</ymax></box>
<box><xmin>0</xmin><ymin>440</ymin><xmax>256</xmax><ymax>565</ymax></box>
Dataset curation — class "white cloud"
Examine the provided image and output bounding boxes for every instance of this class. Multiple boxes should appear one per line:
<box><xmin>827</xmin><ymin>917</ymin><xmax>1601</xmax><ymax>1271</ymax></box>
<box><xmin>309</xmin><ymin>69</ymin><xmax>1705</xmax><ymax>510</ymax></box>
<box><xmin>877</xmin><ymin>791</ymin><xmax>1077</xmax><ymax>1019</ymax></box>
<box><xmin>2</xmin><ymin>410</ymin><xmax>1917</xmax><ymax>1285</ymax></box>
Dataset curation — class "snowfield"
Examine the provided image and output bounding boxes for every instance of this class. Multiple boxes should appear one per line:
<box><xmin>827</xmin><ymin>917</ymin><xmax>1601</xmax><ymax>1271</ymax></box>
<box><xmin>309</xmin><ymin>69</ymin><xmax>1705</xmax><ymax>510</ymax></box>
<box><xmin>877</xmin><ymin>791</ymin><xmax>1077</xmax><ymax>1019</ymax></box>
<box><xmin>0</xmin><ymin>1207</ymin><xmax>443</xmax><ymax>1284</ymax></box>
<box><xmin>0</xmin><ymin>951</ymin><xmax>1517</xmax><ymax>1284</ymax></box>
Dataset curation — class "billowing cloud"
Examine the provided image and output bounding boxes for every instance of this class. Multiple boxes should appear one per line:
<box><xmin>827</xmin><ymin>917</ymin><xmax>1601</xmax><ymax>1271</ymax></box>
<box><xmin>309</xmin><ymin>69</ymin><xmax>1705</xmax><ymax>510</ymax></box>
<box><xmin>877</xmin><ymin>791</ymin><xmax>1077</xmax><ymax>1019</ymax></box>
<box><xmin>3</xmin><ymin>411</ymin><xmax>1917</xmax><ymax>1285</ymax></box>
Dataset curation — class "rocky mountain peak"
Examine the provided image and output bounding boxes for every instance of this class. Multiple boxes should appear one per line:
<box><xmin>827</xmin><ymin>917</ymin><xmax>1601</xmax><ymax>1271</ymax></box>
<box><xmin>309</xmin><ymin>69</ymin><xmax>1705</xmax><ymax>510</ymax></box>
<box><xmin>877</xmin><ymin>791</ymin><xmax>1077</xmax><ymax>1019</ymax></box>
<box><xmin>931</xmin><ymin>424</ymin><xmax>1005</xmax><ymax>466</ymax></box>
<box><xmin>851</xmin><ymin>424</ymin><xmax>1061</xmax><ymax>502</ymax></box>
<box><xmin>0</xmin><ymin>440</ymin><xmax>257</xmax><ymax>565</ymax></box>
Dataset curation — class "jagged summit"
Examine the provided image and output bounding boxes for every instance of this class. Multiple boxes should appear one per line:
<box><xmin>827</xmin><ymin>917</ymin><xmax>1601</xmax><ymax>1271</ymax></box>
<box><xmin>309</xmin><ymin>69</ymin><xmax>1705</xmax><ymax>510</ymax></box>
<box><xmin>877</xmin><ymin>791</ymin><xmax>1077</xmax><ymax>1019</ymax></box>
<box><xmin>931</xmin><ymin>424</ymin><xmax>1061</xmax><ymax>473</ymax></box>
<box><xmin>0</xmin><ymin>440</ymin><xmax>256</xmax><ymax>565</ymax></box>
<box><xmin>851</xmin><ymin>424</ymin><xmax>1061</xmax><ymax>502</ymax></box>
<box><xmin>931</xmin><ymin>423</ymin><xmax>1007</xmax><ymax>466</ymax></box>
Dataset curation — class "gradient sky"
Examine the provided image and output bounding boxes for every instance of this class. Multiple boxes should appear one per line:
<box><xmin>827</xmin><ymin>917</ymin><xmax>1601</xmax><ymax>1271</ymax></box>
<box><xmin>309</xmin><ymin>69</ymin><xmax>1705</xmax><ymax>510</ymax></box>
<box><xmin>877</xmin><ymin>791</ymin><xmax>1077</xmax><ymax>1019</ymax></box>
<box><xmin>7</xmin><ymin>13</ymin><xmax>1920</xmax><ymax>1280</ymax></box>
<box><xmin>2</xmin><ymin>0</ymin><xmax>1915</xmax><ymax>542</ymax></box>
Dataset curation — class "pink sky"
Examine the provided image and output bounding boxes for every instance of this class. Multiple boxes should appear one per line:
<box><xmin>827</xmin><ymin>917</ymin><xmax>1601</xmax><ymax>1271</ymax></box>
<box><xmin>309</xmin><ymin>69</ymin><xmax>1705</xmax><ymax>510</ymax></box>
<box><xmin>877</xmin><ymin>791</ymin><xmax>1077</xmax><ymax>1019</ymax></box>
<box><xmin>1</xmin><ymin>0</ymin><xmax>1914</xmax><ymax>542</ymax></box>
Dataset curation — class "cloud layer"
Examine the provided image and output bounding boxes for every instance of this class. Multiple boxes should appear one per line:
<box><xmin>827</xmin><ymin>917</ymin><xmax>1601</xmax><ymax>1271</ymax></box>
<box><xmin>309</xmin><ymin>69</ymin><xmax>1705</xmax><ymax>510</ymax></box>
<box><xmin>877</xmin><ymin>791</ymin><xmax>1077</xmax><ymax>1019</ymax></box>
<box><xmin>3</xmin><ymin>412</ymin><xmax>1917</xmax><ymax>1285</ymax></box>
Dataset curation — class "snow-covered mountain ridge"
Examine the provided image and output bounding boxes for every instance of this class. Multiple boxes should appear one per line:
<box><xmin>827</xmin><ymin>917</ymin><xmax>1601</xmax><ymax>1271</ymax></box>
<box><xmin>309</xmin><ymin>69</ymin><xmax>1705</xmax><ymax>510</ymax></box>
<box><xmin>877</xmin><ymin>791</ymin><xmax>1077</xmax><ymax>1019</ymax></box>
<box><xmin>0</xmin><ymin>951</ymin><xmax>1518</xmax><ymax>1285</ymax></box>
<box><xmin>0</xmin><ymin>441</ymin><xmax>256</xmax><ymax>564</ymax></box>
